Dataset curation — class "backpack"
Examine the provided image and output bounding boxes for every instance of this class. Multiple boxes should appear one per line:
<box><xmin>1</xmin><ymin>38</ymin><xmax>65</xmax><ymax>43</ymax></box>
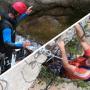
<box><xmin>0</xmin><ymin>1</ymin><xmax>10</xmax><ymax>21</ymax></box>
<box><xmin>43</xmin><ymin>56</ymin><xmax>64</xmax><ymax>76</ymax></box>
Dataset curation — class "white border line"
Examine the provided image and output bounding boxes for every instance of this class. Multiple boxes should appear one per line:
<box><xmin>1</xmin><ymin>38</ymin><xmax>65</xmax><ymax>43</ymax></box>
<box><xmin>0</xmin><ymin>13</ymin><xmax>90</xmax><ymax>77</ymax></box>
<box><xmin>27</xmin><ymin>13</ymin><xmax>90</xmax><ymax>56</ymax></box>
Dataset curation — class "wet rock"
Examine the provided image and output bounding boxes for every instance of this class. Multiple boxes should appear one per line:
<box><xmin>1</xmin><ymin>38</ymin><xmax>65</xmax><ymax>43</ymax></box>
<box><xmin>17</xmin><ymin>15</ymin><xmax>68</xmax><ymax>43</ymax></box>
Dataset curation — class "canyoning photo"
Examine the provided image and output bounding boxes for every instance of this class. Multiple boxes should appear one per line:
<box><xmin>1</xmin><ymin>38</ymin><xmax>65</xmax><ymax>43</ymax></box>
<box><xmin>0</xmin><ymin>0</ymin><xmax>90</xmax><ymax>90</ymax></box>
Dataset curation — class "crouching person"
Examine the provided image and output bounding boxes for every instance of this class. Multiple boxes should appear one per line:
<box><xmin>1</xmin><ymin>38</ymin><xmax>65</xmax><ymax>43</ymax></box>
<box><xmin>0</xmin><ymin>1</ymin><xmax>32</xmax><ymax>74</ymax></box>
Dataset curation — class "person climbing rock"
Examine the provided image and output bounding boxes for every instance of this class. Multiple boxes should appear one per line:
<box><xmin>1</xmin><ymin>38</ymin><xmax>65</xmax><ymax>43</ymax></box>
<box><xmin>0</xmin><ymin>1</ymin><xmax>32</xmax><ymax>74</ymax></box>
<box><xmin>57</xmin><ymin>23</ymin><xmax>90</xmax><ymax>80</ymax></box>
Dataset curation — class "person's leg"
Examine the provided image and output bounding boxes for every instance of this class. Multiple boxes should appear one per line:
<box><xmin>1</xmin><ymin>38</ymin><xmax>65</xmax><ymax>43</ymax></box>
<box><xmin>4</xmin><ymin>53</ymin><xmax>12</xmax><ymax>72</ymax></box>
<box><xmin>0</xmin><ymin>53</ymin><xmax>6</xmax><ymax>74</ymax></box>
<box><xmin>0</xmin><ymin>52</ymin><xmax>12</xmax><ymax>74</ymax></box>
<box><xmin>75</xmin><ymin>23</ymin><xmax>90</xmax><ymax>50</ymax></box>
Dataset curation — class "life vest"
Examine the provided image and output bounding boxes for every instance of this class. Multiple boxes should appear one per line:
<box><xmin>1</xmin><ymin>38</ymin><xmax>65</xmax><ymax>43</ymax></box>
<box><xmin>0</xmin><ymin>19</ymin><xmax>16</xmax><ymax>51</ymax></box>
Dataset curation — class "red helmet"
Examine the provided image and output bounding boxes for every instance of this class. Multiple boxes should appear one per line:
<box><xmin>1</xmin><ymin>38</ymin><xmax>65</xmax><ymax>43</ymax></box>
<box><xmin>12</xmin><ymin>1</ymin><xmax>27</xmax><ymax>14</ymax></box>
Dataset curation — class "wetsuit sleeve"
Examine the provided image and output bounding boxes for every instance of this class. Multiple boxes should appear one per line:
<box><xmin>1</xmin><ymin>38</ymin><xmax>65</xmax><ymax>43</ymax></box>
<box><xmin>3</xmin><ymin>28</ymin><xmax>23</xmax><ymax>48</ymax></box>
<box><xmin>17</xmin><ymin>13</ymin><xmax>28</xmax><ymax>23</ymax></box>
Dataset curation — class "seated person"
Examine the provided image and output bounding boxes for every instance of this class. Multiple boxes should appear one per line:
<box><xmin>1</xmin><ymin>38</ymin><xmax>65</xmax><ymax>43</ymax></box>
<box><xmin>57</xmin><ymin>23</ymin><xmax>90</xmax><ymax>80</ymax></box>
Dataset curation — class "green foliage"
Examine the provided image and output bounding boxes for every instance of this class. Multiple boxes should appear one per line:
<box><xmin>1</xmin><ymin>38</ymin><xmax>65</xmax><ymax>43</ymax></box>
<box><xmin>66</xmin><ymin>38</ymin><xmax>82</xmax><ymax>57</ymax></box>
<box><xmin>38</xmin><ymin>66</ymin><xmax>54</xmax><ymax>85</ymax></box>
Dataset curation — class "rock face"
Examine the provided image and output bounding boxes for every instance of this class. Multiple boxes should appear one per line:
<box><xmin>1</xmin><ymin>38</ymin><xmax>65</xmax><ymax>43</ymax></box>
<box><xmin>3</xmin><ymin>0</ymin><xmax>90</xmax><ymax>43</ymax></box>
<box><xmin>29</xmin><ymin>81</ymin><xmax>90</xmax><ymax>90</ymax></box>
<box><xmin>18</xmin><ymin>16</ymin><xmax>67</xmax><ymax>43</ymax></box>
<box><xmin>5</xmin><ymin>0</ymin><xmax>90</xmax><ymax>14</ymax></box>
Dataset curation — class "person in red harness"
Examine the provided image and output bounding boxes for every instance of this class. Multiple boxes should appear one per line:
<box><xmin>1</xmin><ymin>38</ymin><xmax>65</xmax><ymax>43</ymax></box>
<box><xmin>58</xmin><ymin>23</ymin><xmax>90</xmax><ymax>80</ymax></box>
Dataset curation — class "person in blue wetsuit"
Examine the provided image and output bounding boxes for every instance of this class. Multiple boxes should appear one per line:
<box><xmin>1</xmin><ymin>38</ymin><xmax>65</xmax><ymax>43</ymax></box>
<box><xmin>0</xmin><ymin>1</ymin><xmax>32</xmax><ymax>74</ymax></box>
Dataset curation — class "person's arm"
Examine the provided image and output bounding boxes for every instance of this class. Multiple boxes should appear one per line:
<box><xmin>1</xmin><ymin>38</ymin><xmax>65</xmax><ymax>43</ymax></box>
<box><xmin>16</xmin><ymin>13</ymin><xmax>28</xmax><ymax>23</ymax></box>
<box><xmin>3</xmin><ymin>28</ymin><xmax>23</xmax><ymax>48</ymax></box>
<box><xmin>17</xmin><ymin>7</ymin><xmax>32</xmax><ymax>23</ymax></box>
<box><xmin>57</xmin><ymin>41</ymin><xmax>76</xmax><ymax>73</ymax></box>
<box><xmin>75</xmin><ymin>23</ymin><xmax>90</xmax><ymax>50</ymax></box>
<box><xmin>3</xmin><ymin>28</ymin><xmax>31</xmax><ymax>49</ymax></box>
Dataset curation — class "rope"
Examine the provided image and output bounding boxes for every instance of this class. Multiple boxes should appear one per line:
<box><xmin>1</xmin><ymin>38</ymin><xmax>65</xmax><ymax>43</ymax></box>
<box><xmin>79</xmin><ymin>22</ymin><xmax>86</xmax><ymax>38</ymax></box>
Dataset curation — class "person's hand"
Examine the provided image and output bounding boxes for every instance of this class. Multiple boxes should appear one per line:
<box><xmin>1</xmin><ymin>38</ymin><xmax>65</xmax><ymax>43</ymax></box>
<box><xmin>25</xmin><ymin>6</ymin><xmax>33</xmax><ymax>15</ymax></box>
<box><xmin>23</xmin><ymin>41</ymin><xmax>31</xmax><ymax>48</ymax></box>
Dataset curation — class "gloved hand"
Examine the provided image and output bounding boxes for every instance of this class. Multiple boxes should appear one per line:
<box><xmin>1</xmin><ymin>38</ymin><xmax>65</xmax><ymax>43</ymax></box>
<box><xmin>23</xmin><ymin>41</ymin><xmax>31</xmax><ymax>48</ymax></box>
<box><xmin>25</xmin><ymin>6</ymin><xmax>33</xmax><ymax>15</ymax></box>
